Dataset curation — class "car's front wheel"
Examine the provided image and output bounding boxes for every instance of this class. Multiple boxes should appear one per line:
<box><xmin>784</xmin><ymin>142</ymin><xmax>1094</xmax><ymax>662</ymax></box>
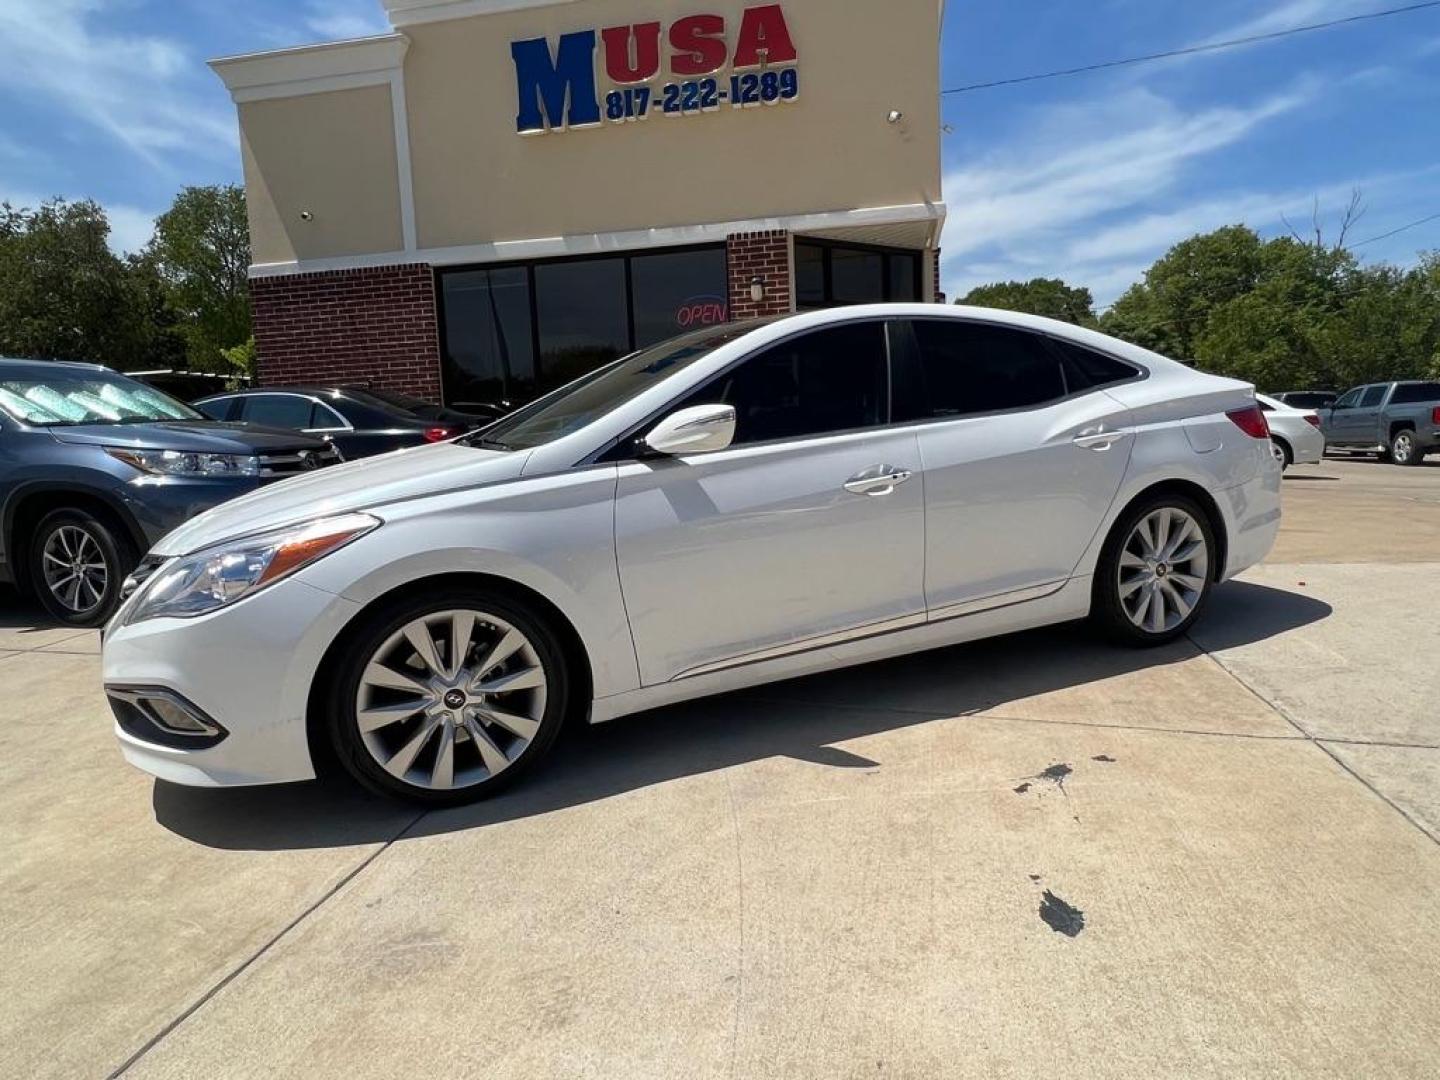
<box><xmin>28</xmin><ymin>507</ymin><xmax>135</xmax><ymax>627</ymax></box>
<box><xmin>324</xmin><ymin>587</ymin><xmax>571</xmax><ymax>805</ymax></box>
<box><xmin>1092</xmin><ymin>495</ymin><xmax>1216</xmax><ymax>646</ymax></box>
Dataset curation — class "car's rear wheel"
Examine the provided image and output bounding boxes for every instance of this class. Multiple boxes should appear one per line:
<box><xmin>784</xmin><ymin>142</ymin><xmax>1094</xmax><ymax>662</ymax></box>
<box><xmin>325</xmin><ymin>588</ymin><xmax>570</xmax><ymax>805</ymax></box>
<box><xmin>28</xmin><ymin>508</ymin><xmax>134</xmax><ymax>628</ymax></box>
<box><xmin>1093</xmin><ymin>496</ymin><xmax>1215</xmax><ymax>646</ymax></box>
<box><xmin>1390</xmin><ymin>429</ymin><xmax>1424</xmax><ymax>467</ymax></box>
<box><xmin>1270</xmin><ymin>437</ymin><xmax>1293</xmax><ymax>471</ymax></box>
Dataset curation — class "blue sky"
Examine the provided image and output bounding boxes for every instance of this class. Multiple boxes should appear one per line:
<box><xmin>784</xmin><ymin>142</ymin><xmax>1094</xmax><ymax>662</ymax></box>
<box><xmin>0</xmin><ymin>0</ymin><xmax>1436</xmax><ymax>306</ymax></box>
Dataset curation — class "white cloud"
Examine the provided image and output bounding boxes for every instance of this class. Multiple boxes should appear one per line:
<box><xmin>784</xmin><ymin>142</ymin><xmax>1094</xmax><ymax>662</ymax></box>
<box><xmin>940</xmin><ymin>84</ymin><xmax>1315</xmax><ymax>301</ymax></box>
<box><xmin>303</xmin><ymin>0</ymin><xmax>390</xmax><ymax>40</ymax></box>
<box><xmin>0</xmin><ymin>0</ymin><xmax>235</xmax><ymax>167</ymax></box>
<box><xmin>106</xmin><ymin>204</ymin><xmax>156</xmax><ymax>254</ymax></box>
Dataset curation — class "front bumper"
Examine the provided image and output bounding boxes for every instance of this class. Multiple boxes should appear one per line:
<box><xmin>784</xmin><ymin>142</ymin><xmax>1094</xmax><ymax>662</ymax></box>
<box><xmin>102</xmin><ymin>575</ymin><xmax>360</xmax><ymax>787</ymax></box>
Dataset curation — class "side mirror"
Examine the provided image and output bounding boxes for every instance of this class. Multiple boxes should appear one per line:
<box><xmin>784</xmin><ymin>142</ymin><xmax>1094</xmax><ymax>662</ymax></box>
<box><xmin>643</xmin><ymin>404</ymin><xmax>737</xmax><ymax>456</ymax></box>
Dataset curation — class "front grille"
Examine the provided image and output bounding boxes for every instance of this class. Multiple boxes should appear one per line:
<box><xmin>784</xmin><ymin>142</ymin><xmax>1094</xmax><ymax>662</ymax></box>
<box><xmin>257</xmin><ymin>445</ymin><xmax>342</xmax><ymax>478</ymax></box>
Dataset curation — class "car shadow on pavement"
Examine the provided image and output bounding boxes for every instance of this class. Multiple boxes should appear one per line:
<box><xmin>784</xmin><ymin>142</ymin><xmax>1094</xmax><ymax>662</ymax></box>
<box><xmin>152</xmin><ymin>579</ymin><xmax>1332</xmax><ymax>852</ymax></box>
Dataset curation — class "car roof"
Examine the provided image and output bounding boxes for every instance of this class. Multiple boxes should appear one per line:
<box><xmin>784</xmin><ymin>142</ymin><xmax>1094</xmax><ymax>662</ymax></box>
<box><xmin>0</xmin><ymin>357</ymin><xmax>114</xmax><ymax>376</ymax></box>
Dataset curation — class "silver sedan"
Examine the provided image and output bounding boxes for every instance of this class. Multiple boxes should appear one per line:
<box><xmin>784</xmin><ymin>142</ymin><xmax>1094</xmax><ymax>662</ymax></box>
<box><xmin>102</xmin><ymin>305</ymin><xmax>1281</xmax><ymax>805</ymax></box>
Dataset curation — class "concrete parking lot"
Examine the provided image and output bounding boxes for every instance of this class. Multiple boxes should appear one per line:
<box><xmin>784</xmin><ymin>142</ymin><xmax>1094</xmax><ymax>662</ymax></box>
<box><xmin>3</xmin><ymin>456</ymin><xmax>1438</xmax><ymax>1079</ymax></box>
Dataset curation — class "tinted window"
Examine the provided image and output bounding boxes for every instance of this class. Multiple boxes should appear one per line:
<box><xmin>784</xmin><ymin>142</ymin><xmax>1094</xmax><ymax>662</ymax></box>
<box><xmin>311</xmin><ymin>402</ymin><xmax>348</xmax><ymax>429</ymax></box>
<box><xmin>794</xmin><ymin>242</ymin><xmax>922</xmax><ymax>309</ymax></box>
<box><xmin>442</xmin><ymin>267</ymin><xmax>536</xmax><ymax>405</ymax></box>
<box><xmin>1258</xmin><ymin>400</ymin><xmax>1275</xmax><ymax>412</ymax></box>
<box><xmin>535</xmin><ymin>258</ymin><xmax>630</xmax><ymax>391</ymax></box>
<box><xmin>1359</xmin><ymin>386</ymin><xmax>1387</xmax><ymax>407</ymax></box>
<box><xmin>241</xmin><ymin>395</ymin><xmax>316</xmax><ymax>430</ymax></box>
<box><xmin>1334</xmin><ymin>388</ymin><xmax>1362</xmax><ymax>408</ymax></box>
<box><xmin>910</xmin><ymin>320</ymin><xmax>1066</xmax><ymax>417</ymax></box>
<box><xmin>680</xmin><ymin>322</ymin><xmax>889</xmax><ymax>445</ymax></box>
<box><xmin>830</xmin><ymin>248</ymin><xmax>885</xmax><ymax>304</ymax></box>
<box><xmin>1049</xmin><ymin>339</ymin><xmax>1139</xmax><ymax>391</ymax></box>
<box><xmin>195</xmin><ymin>398</ymin><xmax>234</xmax><ymax>421</ymax></box>
<box><xmin>1277</xmin><ymin>392</ymin><xmax>1335</xmax><ymax>409</ymax></box>
<box><xmin>795</xmin><ymin>243</ymin><xmax>826</xmax><ymax>308</ymax></box>
<box><xmin>631</xmin><ymin>248</ymin><xmax>729</xmax><ymax>347</ymax></box>
<box><xmin>1391</xmin><ymin>382</ymin><xmax>1440</xmax><ymax>404</ymax></box>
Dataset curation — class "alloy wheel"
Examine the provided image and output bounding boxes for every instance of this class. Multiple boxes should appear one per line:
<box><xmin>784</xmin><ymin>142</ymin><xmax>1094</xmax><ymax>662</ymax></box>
<box><xmin>354</xmin><ymin>609</ymin><xmax>548</xmax><ymax>792</ymax></box>
<box><xmin>1117</xmin><ymin>507</ymin><xmax>1209</xmax><ymax>635</ymax></box>
<box><xmin>41</xmin><ymin>525</ymin><xmax>109</xmax><ymax>616</ymax></box>
<box><xmin>1393</xmin><ymin>432</ymin><xmax>1415</xmax><ymax>464</ymax></box>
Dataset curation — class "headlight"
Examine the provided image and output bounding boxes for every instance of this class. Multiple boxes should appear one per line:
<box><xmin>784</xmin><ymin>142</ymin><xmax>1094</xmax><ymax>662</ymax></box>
<box><xmin>121</xmin><ymin>514</ymin><xmax>379</xmax><ymax>625</ymax></box>
<box><xmin>106</xmin><ymin>447</ymin><xmax>259</xmax><ymax>478</ymax></box>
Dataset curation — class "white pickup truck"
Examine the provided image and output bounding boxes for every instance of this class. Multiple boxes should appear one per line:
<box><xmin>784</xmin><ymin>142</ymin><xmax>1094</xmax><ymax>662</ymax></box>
<box><xmin>1319</xmin><ymin>381</ymin><xmax>1440</xmax><ymax>466</ymax></box>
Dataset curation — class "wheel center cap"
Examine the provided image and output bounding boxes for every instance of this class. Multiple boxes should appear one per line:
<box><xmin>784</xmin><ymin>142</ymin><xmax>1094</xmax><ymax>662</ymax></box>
<box><xmin>1155</xmin><ymin>563</ymin><xmax>1170</xmax><ymax>578</ymax></box>
<box><xmin>442</xmin><ymin>689</ymin><xmax>467</xmax><ymax>710</ymax></box>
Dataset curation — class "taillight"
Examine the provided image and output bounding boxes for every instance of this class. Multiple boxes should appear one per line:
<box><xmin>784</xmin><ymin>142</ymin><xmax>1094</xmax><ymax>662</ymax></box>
<box><xmin>423</xmin><ymin>427</ymin><xmax>455</xmax><ymax>443</ymax></box>
<box><xmin>1303</xmin><ymin>414</ymin><xmax>1321</xmax><ymax>428</ymax></box>
<box><xmin>1226</xmin><ymin>405</ymin><xmax>1270</xmax><ymax>440</ymax></box>
<box><xmin>1432</xmin><ymin>406</ymin><xmax>1440</xmax><ymax>425</ymax></box>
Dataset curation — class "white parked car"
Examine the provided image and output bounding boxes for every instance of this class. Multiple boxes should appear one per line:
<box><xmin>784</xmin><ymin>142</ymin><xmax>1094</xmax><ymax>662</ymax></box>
<box><xmin>102</xmin><ymin>306</ymin><xmax>1281</xmax><ymax>805</ymax></box>
<box><xmin>1256</xmin><ymin>393</ymin><xmax>1325</xmax><ymax>469</ymax></box>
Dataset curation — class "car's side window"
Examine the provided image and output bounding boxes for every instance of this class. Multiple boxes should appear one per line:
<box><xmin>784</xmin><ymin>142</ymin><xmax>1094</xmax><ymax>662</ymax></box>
<box><xmin>908</xmin><ymin>320</ymin><xmax>1067</xmax><ymax>418</ymax></box>
<box><xmin>309</xmin><ymin>402</ymin><xmax>348</xmax><ymax>431</ymax></box>
<box><xmin>674</xmin><ymin>321</ymin><xmax>890</xmax><ymax>447</ymax></box>
<box><xmin>1359</xmin><ymin>386</ymin><xmax>1387</xmax><ymax>408</ymax></box>
<box><xmin>195</xmin><ymin>398</ymin><xmax>234</xmax><ymax>421</ymax></box>
<box><xmin>240</xmin><ymin>394</ymin><xmax>314</xmax><ymax>430</ymax></box>
<box><xmin>1047</xmin><ymin>338</ymin><xmax>1141</xmax><ymax>392</ymax></box>
<box><xmin>1334</xmin><ymin>389</ymin><xmax>1361</xmax><ymax>408</ymax></box>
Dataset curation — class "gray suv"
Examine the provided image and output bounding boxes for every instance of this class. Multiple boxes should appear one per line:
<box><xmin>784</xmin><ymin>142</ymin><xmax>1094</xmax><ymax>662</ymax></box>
<box><xmin>0</xmin><ymin>359</ymin><xmax>340</xmax><ymax>626</ymax></box>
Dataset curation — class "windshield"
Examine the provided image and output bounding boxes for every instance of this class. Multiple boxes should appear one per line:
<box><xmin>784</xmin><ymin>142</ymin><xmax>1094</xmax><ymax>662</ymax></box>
<box><xmin>0</xmin><ymin>370</ymin><xmax>203</xmax><ymax>427</ymax></box>
<box><xmin>466</xmin><ymin>320</ymin><xmax>773</xmax><ymax>452</ymax></box>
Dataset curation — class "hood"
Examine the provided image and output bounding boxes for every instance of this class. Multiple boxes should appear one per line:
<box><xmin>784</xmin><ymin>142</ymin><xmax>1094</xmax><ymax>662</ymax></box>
<box><xmin>153</xmin><ymin>441</ymin><xmax>529</xmax><ymax>556</ymax></box>
<box><xmin>51</xmin><ymin>421</ymin><xmax>330</xmax><ymax>454</ymax></box>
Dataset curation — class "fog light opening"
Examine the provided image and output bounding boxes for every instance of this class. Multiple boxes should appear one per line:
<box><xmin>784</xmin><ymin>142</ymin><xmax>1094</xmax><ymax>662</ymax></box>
<box><xmin>107</xmin><ymin>688</ymin><xmax>228</xmax><ymax>749</ymax></box>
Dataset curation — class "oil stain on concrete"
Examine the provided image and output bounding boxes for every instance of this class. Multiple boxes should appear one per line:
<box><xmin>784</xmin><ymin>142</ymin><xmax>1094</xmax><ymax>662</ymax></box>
<box><xmin>1039</xmin><ymin>891</ymin><xmax>1086</xmax><ymax>938</ymax></box>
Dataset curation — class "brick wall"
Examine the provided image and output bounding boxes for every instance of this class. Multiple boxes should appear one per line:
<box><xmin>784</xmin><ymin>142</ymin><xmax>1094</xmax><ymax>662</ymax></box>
<box><xmin>249</xmin><ymin>263</ymin><xmax>442</xmax><ymax>400</ymax></box>
<box><xmin>727</xmin><ymin>230</ymin><xmax>794</xmax><ymax>320</ymax></box>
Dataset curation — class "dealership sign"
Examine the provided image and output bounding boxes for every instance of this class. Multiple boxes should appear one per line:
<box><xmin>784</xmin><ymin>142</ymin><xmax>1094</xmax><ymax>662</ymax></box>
<box><xmin>511</xmin><ymin>4</ymin><xmax>800</xmax><ymax>135</ymax></box>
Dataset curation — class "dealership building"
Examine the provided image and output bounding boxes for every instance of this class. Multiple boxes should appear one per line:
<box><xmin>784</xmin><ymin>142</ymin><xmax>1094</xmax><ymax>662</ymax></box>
<box><xmin>212</xmin><ymin>0</ymin><xmax>945</xmax><ymax>408</ymax></box>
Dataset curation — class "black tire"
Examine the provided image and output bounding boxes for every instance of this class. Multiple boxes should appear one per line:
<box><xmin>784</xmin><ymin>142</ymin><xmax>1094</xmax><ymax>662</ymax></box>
<box><xmin>1390</xmin><ymin>428</ymin><xmax>1424</xmax><ymax>467</ymax></box>
<box><xmin>323</xmin><ymin>586</ymin><xmax>572</xmax><ymax>806</ymax></box>
<box><xmin>1091</xmin><ymin>493</ymin><xmax>1217</xmax><ymax>647</ymax></box>
<box><xmin>1270</xmin><ymin>437</ymin><xmax>1293</xmax><ymax>471</ymax></box>
<box><xmin>28</xmin><ymin>507</ymin><xmax>136</xmax><ymax>628</ymax></box>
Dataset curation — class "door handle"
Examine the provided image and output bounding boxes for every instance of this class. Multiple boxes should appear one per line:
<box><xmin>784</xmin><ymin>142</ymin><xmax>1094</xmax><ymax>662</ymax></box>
<box><xmin>844</xmin><ymin>466</ymin><xmax>913</xmax><ymax>496</ymax></box>
<box><xmin>1073</xmin><ymin>427</ymin><xmax>1127</xmax><ymax>451</ymax></box>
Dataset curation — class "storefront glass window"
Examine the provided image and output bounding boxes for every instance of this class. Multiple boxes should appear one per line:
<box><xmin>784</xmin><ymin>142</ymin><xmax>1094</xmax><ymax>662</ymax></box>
<box><xmin>440</xmin><ymin>267</ymin><xmax>536</xmax><ymax>407</ymax></box>
<box><xmin>534</xmin><ymin>258</ymin><xmax>631</xmax><ymax>392</ymax></box>
<box><xmin>794</xmin><ymin>241</ymin><xmax>923</xmax><ymax>308</ymax></box>
<box><xmin>795</xmin><ymin>243</ymin><xmax>826</xmax><ymax>308</ymax></box>
<box><xmin>631</xmin><ymin>248</ymin><xmax>729</xmax><ymax>347</ymax></box>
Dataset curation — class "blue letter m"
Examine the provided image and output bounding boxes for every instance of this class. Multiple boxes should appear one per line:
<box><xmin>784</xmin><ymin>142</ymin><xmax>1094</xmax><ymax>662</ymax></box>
<box><xmin>512</xmin><ymin>31</ymin><xmax>600</xmax><ymax>134</ymax></box>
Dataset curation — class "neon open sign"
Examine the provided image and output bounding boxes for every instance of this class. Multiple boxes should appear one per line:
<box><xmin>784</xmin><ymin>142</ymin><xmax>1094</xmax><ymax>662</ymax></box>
<box><xmin>511</xmin><ymin>4</ymin><xmax>800</xmax><ymax>134</ymax></box>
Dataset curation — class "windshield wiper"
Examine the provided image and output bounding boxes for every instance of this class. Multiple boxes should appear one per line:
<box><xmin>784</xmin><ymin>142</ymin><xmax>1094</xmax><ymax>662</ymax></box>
<box><xmin>472</xmin><ymin>437</ymin><xmax>516</xmax><ymax>452</ymax></box>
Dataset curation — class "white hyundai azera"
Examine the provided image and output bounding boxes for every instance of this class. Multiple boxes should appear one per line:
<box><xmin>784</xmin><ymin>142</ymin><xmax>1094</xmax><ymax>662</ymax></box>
<box><xmin>103</xmin><ymin>305</ymin><xmax>1281</xmax><ymax>805</ymax></box>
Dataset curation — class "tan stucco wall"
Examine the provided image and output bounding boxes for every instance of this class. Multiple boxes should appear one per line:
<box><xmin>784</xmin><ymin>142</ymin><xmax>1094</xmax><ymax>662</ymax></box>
<box><xmin>405</xmin><ymin>0</ymin><xmax>941</xmax><ymax>250</ymax></box>
<box><xmin>235</xmin><ymin>0</ymin><xmax>941</xmax><ymax>266</ymax></box>
<box><xmin>239</xmin><ymin>84</ymin><xmax>404</xmax><ymax>264</ymax></box>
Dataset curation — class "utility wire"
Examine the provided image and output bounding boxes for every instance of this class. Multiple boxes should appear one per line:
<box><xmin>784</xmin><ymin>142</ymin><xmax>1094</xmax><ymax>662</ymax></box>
<box><xmin>1352</xmin><ymin>212</ymin><xmax>1440</xmax><ymax>247</ymax></box>
<box><xmin>943</xmin><ymin>1</ymin><xmax>1440</xmax><ymax>94</ymax></box>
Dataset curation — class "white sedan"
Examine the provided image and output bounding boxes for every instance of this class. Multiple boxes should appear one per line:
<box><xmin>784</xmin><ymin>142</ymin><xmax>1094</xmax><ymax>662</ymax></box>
<box><xmin>102</xmin><ymin>305</ymin><xmax>1281</xmax><ymax>805</ymax></box>
<box><xmin>1256</xmin><ymin>393</ymin><xmax>1325</xmax><ymax>469</ymax></box>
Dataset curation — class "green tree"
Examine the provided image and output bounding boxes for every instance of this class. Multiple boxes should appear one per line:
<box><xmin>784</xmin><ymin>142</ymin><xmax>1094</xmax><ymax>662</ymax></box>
<box><xmin>958</xmin><ymin>278</ymin><xmax>1096</xmax><ymax>325</ymax></box>
<box><xmin>146</xmin><ymin>185</ymin><xmax>251</xmax><ymax>374</ymax></box>
<box><xmin>0</xmin><ymin>198</ymin><xmax>176</xmax><ymax>368</ymax></box>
